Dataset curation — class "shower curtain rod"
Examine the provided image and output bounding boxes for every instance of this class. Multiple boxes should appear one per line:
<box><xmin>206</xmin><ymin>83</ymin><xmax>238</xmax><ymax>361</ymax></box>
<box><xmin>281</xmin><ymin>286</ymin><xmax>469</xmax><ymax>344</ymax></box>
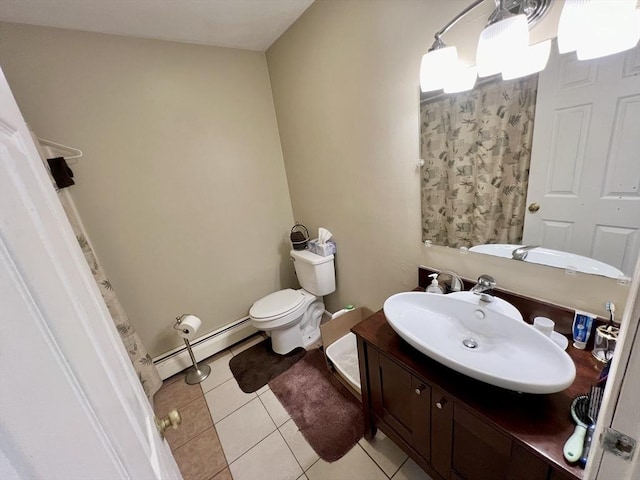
<box><xmin>38</xmin><ymin>137</ymin><xmax>83</xmax><ymax>160</ymax></box>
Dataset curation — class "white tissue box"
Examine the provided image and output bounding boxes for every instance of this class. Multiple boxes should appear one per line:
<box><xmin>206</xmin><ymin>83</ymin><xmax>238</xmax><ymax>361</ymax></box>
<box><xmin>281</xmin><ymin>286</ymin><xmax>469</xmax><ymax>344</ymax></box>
<box><xmin>308</xmin><ymin>239</ymin><xmax>336</xmax><ymax>256</ymax></box>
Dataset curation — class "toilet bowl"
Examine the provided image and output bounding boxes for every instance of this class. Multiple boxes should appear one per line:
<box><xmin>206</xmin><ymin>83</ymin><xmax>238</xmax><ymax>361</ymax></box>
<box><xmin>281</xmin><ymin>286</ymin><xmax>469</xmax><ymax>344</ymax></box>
<box><xmin>250</xmin><ymin>288</ymin><xmax>325</xmax><ymax>354</ymax></box>
<box><xmin>249</xmin><ymin>250</ymin><xmax>336</xmax><ymax>354</ymax></box>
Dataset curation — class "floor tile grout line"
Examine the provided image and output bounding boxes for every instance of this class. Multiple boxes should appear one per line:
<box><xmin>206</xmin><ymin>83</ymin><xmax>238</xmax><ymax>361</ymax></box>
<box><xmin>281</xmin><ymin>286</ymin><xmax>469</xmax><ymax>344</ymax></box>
<box><xmin>165</xmin><ymin>394</ymin><xmax>213</xmax><ymax>452</ymax></box>
<box><xmin>392</xmin><ymin>456</ymin><xmax>411</xmax><ymax>479</ymax></box>
<box><xmin>226</xmin><ymin>425</ymin><xmax>279</xmax><ymax>470</ymax></box>
<box><xmin>209</xmin><ymin>395</ymin><xmax>257</xmax><ymax>425</ymax></box>
<box><xmin>276</xmin><ymin>415</ymin><xmax>322</xmax><ymax>474</ymax></box>
<box><xmin>260</xmin><ymin>383</ymin><xmax>322</xmax><ymax>476</ymax></box>
<box><xmin>218</xmin><ymin>393</ymin><xmax>278</xmax><ymax>466</ymax></box>
<box><xmin>200</xmin><ymin>355</ymin><xmax>234</xmax><ymax>394</ymax></box>
<box><xmin>274</xmin><ymin>427</ymin><xmax>306</xmax><ymax>479</ymax></box>
<box><xmin>205</xmin><ymin>379</ymin><xmax>257</xmax><ymax>425</ymax></box>
<box><xmin>356</xmin><ymin>442</ymin><xmax>392</xmax><ymax>479</ymax></box>
<box><xmin>256</xmin><ymin>386</ymin><xmax>290</xmax><ymax>429</ymax></box>
<box><xmin>154</xmin><ymin>382</ymin><xmax>204</xmax><ymax>413</ymax></box>
<box><xmin>195</xmin><ymin>364</ymin><xmax>233</xmax><ymax>474</ymax></box>
<box><xmin>172</xmin><ymin>424</ymin><xmax>216</xmax><ymax>454</ymax></box>
<box><xmin>304</xmin><ymin>456</ymin><xmax>322</xmax><ymax>474</ymax></box>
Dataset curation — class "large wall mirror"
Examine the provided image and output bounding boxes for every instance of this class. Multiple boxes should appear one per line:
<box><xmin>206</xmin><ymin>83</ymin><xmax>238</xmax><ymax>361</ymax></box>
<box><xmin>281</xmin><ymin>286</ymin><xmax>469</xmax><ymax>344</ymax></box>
<box><xmin>420</xmin><ymin>41</ymin><xmax>640</xmax><ymax>279</ymax></box>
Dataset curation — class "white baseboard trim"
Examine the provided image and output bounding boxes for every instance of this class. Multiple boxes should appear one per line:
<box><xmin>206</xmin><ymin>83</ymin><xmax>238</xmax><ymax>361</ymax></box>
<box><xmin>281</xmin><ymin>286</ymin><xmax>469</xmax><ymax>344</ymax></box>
<box><xmin>152</xmin><ymin>316</ymin><xmax>258</xmax><ymax>380</ymax></box>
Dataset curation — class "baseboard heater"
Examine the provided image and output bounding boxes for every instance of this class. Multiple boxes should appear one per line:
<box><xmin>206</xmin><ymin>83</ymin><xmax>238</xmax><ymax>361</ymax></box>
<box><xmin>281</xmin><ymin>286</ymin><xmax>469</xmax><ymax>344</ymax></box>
<box><xmin>152</xmin><ymin>316</ymin><xmax>258</xmax><ymax>380</ymax></box>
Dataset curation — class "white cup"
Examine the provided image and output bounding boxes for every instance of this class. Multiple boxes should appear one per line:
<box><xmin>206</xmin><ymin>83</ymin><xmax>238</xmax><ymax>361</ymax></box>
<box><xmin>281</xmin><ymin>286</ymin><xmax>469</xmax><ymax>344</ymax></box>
<box><xmin>533</xmin><ymin>317</ymin><xmax>555</xmax><ymax>337</ymax></box>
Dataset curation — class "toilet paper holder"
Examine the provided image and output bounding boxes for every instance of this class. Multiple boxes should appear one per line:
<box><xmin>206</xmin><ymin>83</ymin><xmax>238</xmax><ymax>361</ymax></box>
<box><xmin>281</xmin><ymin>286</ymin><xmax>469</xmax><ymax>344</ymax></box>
<box><xmin>174</xmin><ymin>314</ymin><xmax>211</xmax><ymax>385</ymax></box>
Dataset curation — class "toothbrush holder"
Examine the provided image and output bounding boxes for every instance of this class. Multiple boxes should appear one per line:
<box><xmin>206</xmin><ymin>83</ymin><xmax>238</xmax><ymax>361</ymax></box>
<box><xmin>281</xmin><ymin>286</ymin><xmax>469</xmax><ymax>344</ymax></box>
<box><xmin>592</xmin><ymin>325</ymin><xmax>619</xmax><ymax>363</ymax></box>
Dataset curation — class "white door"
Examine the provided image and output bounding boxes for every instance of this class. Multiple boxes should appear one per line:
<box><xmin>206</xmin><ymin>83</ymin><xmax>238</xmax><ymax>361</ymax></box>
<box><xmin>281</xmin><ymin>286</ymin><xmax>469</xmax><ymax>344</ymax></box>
<box><xmin>586</xmin><ymin>256</ymin><xmax>640</xmax><ymax>480</ymax></box>
<box><xmin>523</xmin><ymin>43</ymin><xmax>640</xmax><ymax>276</ymax></box>
<box><xmin>0</xmin><ymin>69</ymin><xmax>182</xmax><ymax>479</ymax></box>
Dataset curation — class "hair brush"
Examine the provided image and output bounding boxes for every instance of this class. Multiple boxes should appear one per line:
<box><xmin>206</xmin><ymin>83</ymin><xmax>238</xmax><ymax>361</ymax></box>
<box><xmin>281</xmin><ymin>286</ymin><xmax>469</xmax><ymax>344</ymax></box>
<box><xmin>563</xmin><ymin>394</ymin><xmax>590</xmax><ymax>463</ymax></box>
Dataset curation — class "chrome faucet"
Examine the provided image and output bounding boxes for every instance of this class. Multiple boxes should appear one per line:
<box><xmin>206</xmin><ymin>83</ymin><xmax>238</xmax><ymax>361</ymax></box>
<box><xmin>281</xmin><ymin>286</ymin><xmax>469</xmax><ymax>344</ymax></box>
<box><xmin>512</xmin><ymin>245</ymin><xmax>539</xmax><ymax>261</ymax></box>
<box><xmin>436</xmin><ymin>270</ymin><xmax>464</xmax><ymax>293</ymax></box>
<box><xmin>470</xmin><ymin>274</ymin><xmax>496</xmax><ymax>302</ymax></box>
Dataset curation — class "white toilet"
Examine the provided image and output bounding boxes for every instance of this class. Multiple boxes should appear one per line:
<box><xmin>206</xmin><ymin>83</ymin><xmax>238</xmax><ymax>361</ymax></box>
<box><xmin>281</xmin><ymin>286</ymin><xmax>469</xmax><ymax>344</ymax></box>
<box><xmin>249</xmin><ymin>249</ymin><xmax>336</xmax><ymax>354</ymax></box>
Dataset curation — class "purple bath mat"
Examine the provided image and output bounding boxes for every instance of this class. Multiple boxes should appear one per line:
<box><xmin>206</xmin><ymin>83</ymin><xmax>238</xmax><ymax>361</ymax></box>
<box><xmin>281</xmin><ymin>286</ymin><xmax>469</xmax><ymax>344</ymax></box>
<box><xmin>269</xmin><ymin>348</ymin><xmax>364</xmax><ymax>462</ymax></box>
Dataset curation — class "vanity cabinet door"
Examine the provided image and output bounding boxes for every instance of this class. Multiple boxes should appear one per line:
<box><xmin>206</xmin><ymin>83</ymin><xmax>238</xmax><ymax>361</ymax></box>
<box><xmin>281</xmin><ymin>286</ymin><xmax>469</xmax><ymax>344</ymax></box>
<box><xmin>451</xmin><ymin>405</ymin><xmax>550</xmax><ymax>480</ymax></box>
<box><xmin>431</xmin><ymin>387</ymin><xmax>453</xmax><ymax>479</ymax></box>
<box><xmin>548</xmin><ymin>468</ymin><xmax>577</xmax><ymax>480</ymax></box>
<box><xmin>368</xmin><ymin>350</ymin><xmax>432</xmax><ymax>462</ymax></box>
<box><xmin>506</xmin><ymin>443</ymin><xmax>550</xmax><ymax>480</ymax></box>
<box><xmin>452</xmin><ymin>404</ymin><xmax>511</xmax><ymax>480</ymax></box>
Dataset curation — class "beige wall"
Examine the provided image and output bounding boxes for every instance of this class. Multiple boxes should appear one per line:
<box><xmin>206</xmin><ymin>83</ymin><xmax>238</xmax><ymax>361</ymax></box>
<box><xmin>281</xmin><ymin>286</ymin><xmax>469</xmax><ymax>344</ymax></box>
<box><xmin>0</xmin><ymin>0</ymin><xmax>631</xmax><ymax>361</ymax></box>
<box><xmin>0</xmin><ymin>22</ymin><xmax>296</xmax><ymax>356</ymax></box>
<box><xmin>266</xmin><ymin>0</ymin><xmax>630</xmax><ymax>318</ymax></box>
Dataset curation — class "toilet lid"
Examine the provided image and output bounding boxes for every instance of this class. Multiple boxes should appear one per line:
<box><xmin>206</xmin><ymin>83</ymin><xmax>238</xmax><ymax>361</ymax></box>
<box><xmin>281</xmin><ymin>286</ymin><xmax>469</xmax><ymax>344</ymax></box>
<box><xmin>250</xmin><ymin>289</ymin><xmax>305</xmax><ymax>319</ymax></box>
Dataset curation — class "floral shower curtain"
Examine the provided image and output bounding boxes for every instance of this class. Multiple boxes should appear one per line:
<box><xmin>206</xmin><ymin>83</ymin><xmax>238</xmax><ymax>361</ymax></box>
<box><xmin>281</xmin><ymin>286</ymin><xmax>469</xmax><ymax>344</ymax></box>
<box><xmin>420</xmin><ymin>76</ymin><xmax>538</xmax><ymax>248</ymax></box>
<box><xmin>37</xmin><ymin>140</ymin><xmax>162</xmax><ymax>401</ymax></box>
<box><xmin>60</xmin><ymin>193</ymin><xmax>163</xmax><ymax>400</ymax></box>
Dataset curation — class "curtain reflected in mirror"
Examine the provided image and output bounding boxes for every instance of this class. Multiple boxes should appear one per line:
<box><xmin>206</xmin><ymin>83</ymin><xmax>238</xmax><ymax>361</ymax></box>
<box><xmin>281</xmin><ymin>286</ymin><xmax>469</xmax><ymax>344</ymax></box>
<box><xmin>420</xmin><ymin>76</ymin><xmax>538</xmax><ymax>249</ymax></box>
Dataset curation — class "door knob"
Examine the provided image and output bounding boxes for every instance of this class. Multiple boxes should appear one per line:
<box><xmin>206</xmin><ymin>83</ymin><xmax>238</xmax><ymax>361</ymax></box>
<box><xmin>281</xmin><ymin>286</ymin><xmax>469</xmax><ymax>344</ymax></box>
<box><xmin>435</xmin><ymin>398</ymin><xmax>448</xmax><ymax>410</ymax></box>
<box><xmin>155</xmin><ymin>409</ymin><xmax>182</xmax><ymax>439</ymax></box>
<box><xmin>415</xmin><ymin>384</ymin><xmax>426</xmax><ymax>395</ymax></box>
<box><xmin>528</xmin><ymin>203</ymin><xmax>540</xmax><ymax>213</ymax></box>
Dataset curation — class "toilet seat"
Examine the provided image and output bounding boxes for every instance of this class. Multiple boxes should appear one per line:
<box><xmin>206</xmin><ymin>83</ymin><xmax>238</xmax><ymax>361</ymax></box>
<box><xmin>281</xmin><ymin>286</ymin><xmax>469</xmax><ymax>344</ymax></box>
<box><xmin>249</xmin><ymin>288</ymin><xmax>305</xmax><ymax>321</ymax></box>
<box><xmin>248</xmin><ymin>288</ymin><xmax>324</xmax><ymax>354</ymax></box>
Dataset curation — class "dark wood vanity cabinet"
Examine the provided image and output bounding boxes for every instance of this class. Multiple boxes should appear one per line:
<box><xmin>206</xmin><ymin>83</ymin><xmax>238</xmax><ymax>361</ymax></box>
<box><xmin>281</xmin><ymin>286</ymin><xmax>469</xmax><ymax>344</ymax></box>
<box><xmin>354</xmin><ymin>311</ymin><xmax>589</xmax><ymax>480</ymax></box>
<box><xmin>363</xmin><ymin>343</ymin><xmax>549</xmax><ymax>480</ymax></box>
<box><xmin>367</xmin><ymin>349</ymin><xmax>435</xmax><ymax>465</ymax></box>
<box><xmin>452</xmin><ymin>405</ymin><xmax>549</xmax><ymax>480</ymax></box>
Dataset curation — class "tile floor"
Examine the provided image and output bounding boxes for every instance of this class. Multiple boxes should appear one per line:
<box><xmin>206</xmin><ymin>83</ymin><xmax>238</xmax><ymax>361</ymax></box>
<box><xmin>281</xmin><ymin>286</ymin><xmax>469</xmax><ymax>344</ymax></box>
<box><xmin>154</xmin><ymin>334</ymin><xmax>433</xmax><ymax>480</ymax></box>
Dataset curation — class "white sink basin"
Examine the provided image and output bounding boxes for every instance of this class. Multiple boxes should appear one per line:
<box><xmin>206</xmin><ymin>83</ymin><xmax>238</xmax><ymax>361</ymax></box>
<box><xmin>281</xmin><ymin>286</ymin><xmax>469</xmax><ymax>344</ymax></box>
<box><xmin>383</xmin><ymin>292</ymin><xmax>576</xmax><ymax>394</ymax></box>
<box><xmin>469</xmin><ymin>244</ymin><xmax>623</xmax><ymax>279</ymax></box>
<box><xmin>447</xmin><ymin>291</ymin><xmax>523</xmax><ymax>322</ymax></box>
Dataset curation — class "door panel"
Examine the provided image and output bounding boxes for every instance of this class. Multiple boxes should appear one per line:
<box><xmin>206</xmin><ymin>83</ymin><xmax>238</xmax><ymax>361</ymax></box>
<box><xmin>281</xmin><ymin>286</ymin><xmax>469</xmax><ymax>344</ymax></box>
<box><xmin>0</xmin><ymin>68</ymin><xmax>181</xmax><ymax>478</ymax></box>
<box><xmin>524</xmin><ymin>44</ymin><xmax>640</xmax><ymax>275</ymax></box>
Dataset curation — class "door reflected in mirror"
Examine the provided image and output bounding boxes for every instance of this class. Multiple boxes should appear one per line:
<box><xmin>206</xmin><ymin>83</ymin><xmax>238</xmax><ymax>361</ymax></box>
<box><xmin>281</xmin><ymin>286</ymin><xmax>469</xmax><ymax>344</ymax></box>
<box><xmin>420</xmin><ymin>42</ymin><xmax>640</xmax><ymax>278</ymax></box>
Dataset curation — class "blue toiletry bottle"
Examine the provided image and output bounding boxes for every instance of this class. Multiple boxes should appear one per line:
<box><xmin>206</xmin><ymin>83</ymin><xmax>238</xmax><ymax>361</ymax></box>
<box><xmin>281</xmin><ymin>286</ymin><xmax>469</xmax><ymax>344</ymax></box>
<box><xmin>572</xmin><ymin>311</ymin><xmax>595</xmax><ymax>349</ymax></box>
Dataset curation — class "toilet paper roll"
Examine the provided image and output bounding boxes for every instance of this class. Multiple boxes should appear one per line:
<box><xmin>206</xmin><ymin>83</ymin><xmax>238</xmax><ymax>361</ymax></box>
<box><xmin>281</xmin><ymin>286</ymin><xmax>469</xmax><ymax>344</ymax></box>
<box><xmin>176</xmin><ymin>314</ymin><xmax>202</xmax><ymax>340</ymax></box>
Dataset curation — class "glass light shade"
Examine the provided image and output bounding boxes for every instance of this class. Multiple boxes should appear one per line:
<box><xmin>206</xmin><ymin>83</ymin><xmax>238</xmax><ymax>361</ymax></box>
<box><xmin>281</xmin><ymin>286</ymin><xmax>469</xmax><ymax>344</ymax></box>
<box><xmin>558</xmin><ymin>0</ymin><xmax>640</xmax><ymax>59</ymax></box>
<box><xmin>420</xmin><ymin>45</ymin><xmax>459</xmax><ymax>92</ymax></box>
<box><xmin>577</xmin><ymin>8</ymin><xmax>640</xmax><ymax>60</ymax></box>
<box><xmin>557</xmin><ymin>0</ymin><xmax>590</xmax><ymax>54</ymax></box>
<box><xmin>476</xmin><ymin>14</ymin><xmax>529</xmax><ymax>78</ymax></box>
<box><xmin>443</xmin><ymin>65</ymin><xmax>478</xmax><ymax>93</ymax></box>
<box><xmin>502</xmin><ymin>40</ymin><xmax>552</xmax><ymax>81</ymax></box>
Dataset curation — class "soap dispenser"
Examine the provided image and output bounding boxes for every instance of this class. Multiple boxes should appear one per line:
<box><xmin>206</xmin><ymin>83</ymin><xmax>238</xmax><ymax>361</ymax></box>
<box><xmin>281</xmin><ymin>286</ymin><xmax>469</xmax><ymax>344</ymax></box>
<box><xmin>426</xmin><ymin>273</ymin><xmax>444</xmax><ymax>294</ymax></box>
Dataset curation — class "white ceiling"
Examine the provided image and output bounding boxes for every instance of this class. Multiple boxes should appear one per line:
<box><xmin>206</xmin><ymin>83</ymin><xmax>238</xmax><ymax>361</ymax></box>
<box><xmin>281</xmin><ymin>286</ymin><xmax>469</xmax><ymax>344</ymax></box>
<box><xmin>0</xmin><ymin>0</ymin><xmax>315</xmax><ymax>51</ymax></box>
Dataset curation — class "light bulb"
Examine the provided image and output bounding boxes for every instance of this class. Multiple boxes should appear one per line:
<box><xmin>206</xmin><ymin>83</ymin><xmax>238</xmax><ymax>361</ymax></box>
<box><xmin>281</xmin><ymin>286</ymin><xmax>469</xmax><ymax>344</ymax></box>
<box><xmin>502</xmin><ymin>40</ymin><xmax>552</xmax><ymax>80</ymax></box>
<box><xmin>476</xmin><ymin>14</ymin><xmax>529</xmax><ymax>78</ymax></box>
<box><xmin>420</xmin><ymin>46</ymin><xmax>459</xmax><ymax>92</ymax></box>
<box><xmin>558</xmin><ymin>0</ymin><xmax>640</xmax><ymax>59</ymax></box>
<box><xmin>443</xmin><ymin>65</ymin><xmax>478</xmax><ymax>93</ymax></box>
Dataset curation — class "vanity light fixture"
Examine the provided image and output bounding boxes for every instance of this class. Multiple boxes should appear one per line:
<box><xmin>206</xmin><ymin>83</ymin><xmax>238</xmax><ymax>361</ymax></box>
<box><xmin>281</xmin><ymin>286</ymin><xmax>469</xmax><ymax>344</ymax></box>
<box><xmin>557</xmin><ymin>0</ymin><xmax>640</xmax><ymax>60</ymax></box>
<box><xmin>419</xmin><ymin>0</ymin><xmax>485</xmax><ymax>92</ymax></box>
<box><xmin>420</xmin><ymin>0</ymin><xmax>640</xmax><ymax>94</ymax></box>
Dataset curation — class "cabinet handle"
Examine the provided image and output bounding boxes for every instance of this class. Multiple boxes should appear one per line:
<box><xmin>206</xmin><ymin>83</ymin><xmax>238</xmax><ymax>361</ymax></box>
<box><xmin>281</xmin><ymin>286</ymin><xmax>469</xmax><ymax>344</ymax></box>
<box><xmin>415</xmin><ymin>385</ymin><xmax>426</xmax><ymax>395</ymax></box>
<box><xmin>435</xmin><ymin>398</ymin><xmax>448</xmax><ymax>409</ymax></box>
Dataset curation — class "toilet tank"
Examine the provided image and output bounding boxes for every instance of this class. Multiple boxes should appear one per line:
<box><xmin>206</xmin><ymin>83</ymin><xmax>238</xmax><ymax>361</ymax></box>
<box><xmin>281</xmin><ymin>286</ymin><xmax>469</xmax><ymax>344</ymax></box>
<box><xmin>290</xmin><ymin>249</ymin><xmax>336</xmax><ymax>296</ymax></box>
